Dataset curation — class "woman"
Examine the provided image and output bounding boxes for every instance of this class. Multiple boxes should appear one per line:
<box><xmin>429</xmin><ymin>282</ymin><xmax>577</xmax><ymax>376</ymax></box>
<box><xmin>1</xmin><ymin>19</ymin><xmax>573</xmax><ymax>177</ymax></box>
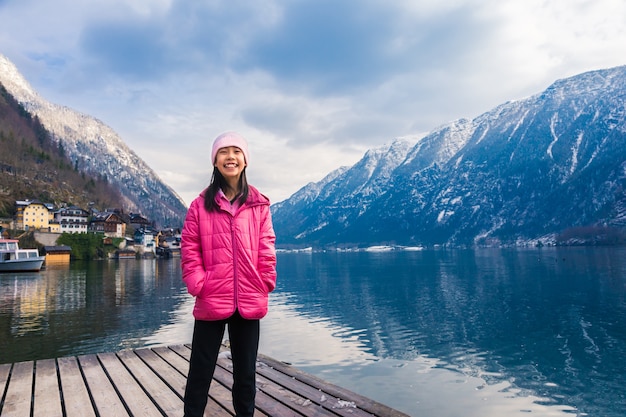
<box><xmin>181</xmin><ymin>131</ymin><xmax>277</xmax><ymax>417</ymax></box>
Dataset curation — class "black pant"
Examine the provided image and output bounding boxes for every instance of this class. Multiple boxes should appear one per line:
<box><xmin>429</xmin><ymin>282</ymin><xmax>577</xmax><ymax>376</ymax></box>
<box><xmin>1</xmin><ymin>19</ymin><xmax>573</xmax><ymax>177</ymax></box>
<box><xmin>183</xmin><ymin>311</ymin><xmax>260</xmax><ymax>417</ymax></box>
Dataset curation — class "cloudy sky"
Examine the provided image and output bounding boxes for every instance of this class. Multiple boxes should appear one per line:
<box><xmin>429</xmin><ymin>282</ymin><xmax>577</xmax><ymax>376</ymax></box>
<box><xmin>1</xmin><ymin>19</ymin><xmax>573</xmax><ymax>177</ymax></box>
<box><xmin>1</xmin><ymin>0</ymin><xmax>625</xmax><ymax>206</ymax></box>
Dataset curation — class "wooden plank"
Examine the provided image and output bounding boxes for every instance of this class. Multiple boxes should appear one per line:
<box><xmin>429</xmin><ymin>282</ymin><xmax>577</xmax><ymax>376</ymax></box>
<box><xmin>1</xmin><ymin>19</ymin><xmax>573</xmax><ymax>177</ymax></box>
<box><xmin>2</xmin><ymin>361</ymin><xmax>33</xmax><ymax>417</ymax></box>
<box><xmin>57</xmin><ymin>356</ymin><xmax>96</xmax><ymax>417</ymax></box>
<box><xmin>213</xmin><ymin>363</ymin><xmax>309</xmax><ymax>417</ymax></box>
<box><xmin>147</xmin><ymin>347</ymin><xmax>233</xmax><ymax>417</ymax></box>
<box><xmin>151</xmin><ymin>345</ymin><xmax>190</xmax><ymax>376</ymax></box>
<box><xmin>251</xmin><ymin>368</ymin><xmax>341</xmax><ymax>417</ymax></box>
<box><xmin>180</xmin><ymin>344</ymin><xmax>348</xmax><ymax>417</ymax></box>
<box><xmin>33</xmin><ymin>359</ymin><xmax>63</xmax><ymax>417</ymax></box>
<box><xmin>253</xmin><ymin>360</ymin><xmax>371</xmax><ymax>417</ymax></box>
<box><xmin>134</xmin><ymin>347</ymin><xmax>187</xmax><ymax>397</ymax></box>
<box><xmin>97</xmin><ymin>351</ymin><xmax>162</xmax><ymax>417</ymax></box>
<box><xmin>164</xmin><ymin>345</ymin><xmax>241</xmax><ymax>416</ymax></box>
<box><xmin>217</xmin><ymin>354</ymin><xmax>365</xmax><ymax>417</ymax></box>
<box><xmin>167</xmin><ymin>343</ymin><xmax>192</xmax><ymax>360</ymax></box>
<box><xmin>78</xmin><ymin>354</ymin><xmax>129</xmax><ymax>417</ymax></box>
<box><xmin>164</xmin><ymin>344</ymin><xmax>271</xmax><ymax>417</ymax></box>
<box><xmin>214</xmin><ymin>345</ymin><xmax>396</xmax><ymax>416</ymax></box>
<box><xmin>257</xmin><ymin>354</ymin><xmax>409</xmax><ymax>417</ymax></box>
<box><xmin>116</xmin><ymin>349</ymin><xmax>182</xmax><ymax>417</ymax></box>
<box><xmin>0</xmin><ymin>363</ymin><xmax>11</xmax><ymax>403</ymax></box>
<box><xmin>204</xmin><ymin>379</ymin><xmax>237</xmax><ymax>416</ymax></box>
<box><xmin>0</xmin><ymin>345</ymin><xmax>408</xmax><ymax>417</ymax></box>
<box><xmin>206</xmin><ymin>369</ymin><xmax>271</xmax><ymax>417</ymax></box>
<box><xmin>218</xmin><ymin>356</ymin><xmax>344</xmax><ymax>417</ymax></box>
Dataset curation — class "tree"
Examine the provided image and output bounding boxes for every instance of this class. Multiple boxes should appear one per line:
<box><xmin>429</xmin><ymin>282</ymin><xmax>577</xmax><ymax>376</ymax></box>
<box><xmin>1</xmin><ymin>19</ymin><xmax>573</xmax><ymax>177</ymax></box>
<box><xmin>57</xmin><ymin>232</ymin><xmax>105</xmax><ymax>260</ymax></box>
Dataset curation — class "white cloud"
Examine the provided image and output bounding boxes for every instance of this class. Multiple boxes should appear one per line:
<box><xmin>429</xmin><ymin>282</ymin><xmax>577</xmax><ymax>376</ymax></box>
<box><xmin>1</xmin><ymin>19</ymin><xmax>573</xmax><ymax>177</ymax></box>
<box><xmin>1</xmin><ymin>0</ymin><xmax>625</xmax><ymax>205</ymax></box>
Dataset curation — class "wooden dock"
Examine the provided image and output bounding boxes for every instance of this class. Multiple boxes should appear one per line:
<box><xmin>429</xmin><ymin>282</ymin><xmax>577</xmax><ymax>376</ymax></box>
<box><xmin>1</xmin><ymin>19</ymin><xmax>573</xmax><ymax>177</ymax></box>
<box><xmin>0</xmin><ymin>344</ymin><xmax>410</xmax><ymax>416</ymax></box>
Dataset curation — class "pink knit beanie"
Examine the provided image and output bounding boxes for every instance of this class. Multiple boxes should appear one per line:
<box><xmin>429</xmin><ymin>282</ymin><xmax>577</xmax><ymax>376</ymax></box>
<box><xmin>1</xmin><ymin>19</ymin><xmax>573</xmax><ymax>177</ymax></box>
<box><xmin>211</xmin><ymin>131</ymin><xmax>249</xmax><ymax>165</ymax></box>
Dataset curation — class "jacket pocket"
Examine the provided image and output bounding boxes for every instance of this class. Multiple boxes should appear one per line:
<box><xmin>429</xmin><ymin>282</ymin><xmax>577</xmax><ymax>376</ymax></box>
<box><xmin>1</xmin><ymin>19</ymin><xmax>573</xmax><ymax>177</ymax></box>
<box><xmin>198</xmin><ymin>270</ymin><xmax>214</xmax><ymax>298</ymax></box>
<box><xmin>198</xmin><ymin>269</ymin><xmax>232</xmax><ymax>299</ymax></box>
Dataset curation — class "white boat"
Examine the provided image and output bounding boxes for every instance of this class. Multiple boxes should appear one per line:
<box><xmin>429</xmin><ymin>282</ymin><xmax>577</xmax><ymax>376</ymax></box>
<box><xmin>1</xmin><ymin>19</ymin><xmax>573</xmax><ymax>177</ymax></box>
<box><xmin>0</xmin><ymin>239</ymin><xmax>46</xmax><ymax>272</ymax></box>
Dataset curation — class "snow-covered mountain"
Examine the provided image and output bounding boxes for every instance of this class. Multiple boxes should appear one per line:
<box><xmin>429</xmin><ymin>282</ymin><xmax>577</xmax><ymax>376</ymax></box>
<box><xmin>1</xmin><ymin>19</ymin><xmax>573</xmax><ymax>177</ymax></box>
<box><xmin>0</xmin><ymin>54</ymin><xmax>187</xmax><ymax>227</ymax></box>
<box><xmin>272</xmin><ymin>66</ymin><xmax>626</xmax><ymax>248</ymax></box>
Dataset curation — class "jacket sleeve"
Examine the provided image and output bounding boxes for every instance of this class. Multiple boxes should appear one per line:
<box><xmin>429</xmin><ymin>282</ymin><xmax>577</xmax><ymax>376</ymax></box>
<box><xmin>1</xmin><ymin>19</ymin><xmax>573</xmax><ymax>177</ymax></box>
<box><xmin>257</xmin><ymin>204</ymin><xmax>277</xmax><ymax>292</ymax></box>
<box><xmin>181</xmin><ymin>198</ymin><xmax>206</xmax><ymax>296</ymax></box>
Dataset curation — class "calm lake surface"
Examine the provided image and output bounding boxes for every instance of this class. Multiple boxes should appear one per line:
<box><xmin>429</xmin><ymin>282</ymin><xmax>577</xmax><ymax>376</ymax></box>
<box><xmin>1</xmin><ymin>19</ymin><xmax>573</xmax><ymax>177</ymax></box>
<box><xmin>1</xmin><ymin>248</ymin><xmax>626</xmax><ymax>416</ymax></box>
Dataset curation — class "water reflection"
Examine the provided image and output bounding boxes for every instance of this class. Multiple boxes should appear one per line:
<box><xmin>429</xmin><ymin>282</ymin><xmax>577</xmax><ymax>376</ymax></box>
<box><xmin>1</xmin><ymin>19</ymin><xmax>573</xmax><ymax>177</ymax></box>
<box><xmin>0</xmin><ymin>259</ymin><xmax>187</xmax><ymax>363</ymax></box>
<box><xmin>265</xmin><ymin>248</ymin><xmax>626</xmax><ymax>416</ymax></box>
<box><xmin>2</xmin><ymin>248</ymin><xmax>625</xmax><ymax>416</ymax></box>
<box><xmin>260</xmin><ymin>291</ymin><xmax>578</xmax><ymax>417</ymax></box>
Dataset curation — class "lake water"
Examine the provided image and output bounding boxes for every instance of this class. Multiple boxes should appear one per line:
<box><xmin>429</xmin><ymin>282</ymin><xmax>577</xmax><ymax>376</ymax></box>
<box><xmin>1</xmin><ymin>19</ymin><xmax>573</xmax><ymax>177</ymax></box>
<box><xmin>1</xmin><ymin>247</ymin><xmax>626</xmax><ymax>416</ymax></box>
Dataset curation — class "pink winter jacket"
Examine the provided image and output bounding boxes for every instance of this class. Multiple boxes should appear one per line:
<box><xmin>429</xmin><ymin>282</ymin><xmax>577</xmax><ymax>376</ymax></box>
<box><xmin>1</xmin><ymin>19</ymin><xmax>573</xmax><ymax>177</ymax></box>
<box><xmin>181</xmin><ymin>185</ymin><xmax>277</xmax><ymax>321</ymax></box>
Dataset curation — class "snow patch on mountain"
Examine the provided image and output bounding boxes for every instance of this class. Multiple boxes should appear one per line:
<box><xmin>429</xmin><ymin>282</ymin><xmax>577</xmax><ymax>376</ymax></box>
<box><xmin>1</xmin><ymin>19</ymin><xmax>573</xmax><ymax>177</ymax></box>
<box><xmin>0</xmin><ymin>53</ymin><xmax>187</xmax><ymax>227</ymax></box>
<box><xmin>272</xmin><ymin>65</ymin><xmax>626</xmax><ymax>248</ymax></box>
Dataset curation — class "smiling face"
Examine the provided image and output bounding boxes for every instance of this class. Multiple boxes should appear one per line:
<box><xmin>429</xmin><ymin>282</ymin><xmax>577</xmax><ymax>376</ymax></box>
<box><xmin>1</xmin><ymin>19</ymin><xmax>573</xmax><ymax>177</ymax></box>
<box><xmin>214</xmin><ymin>146</ymin><xmax>247</xmax><ymax>183</ymax></box>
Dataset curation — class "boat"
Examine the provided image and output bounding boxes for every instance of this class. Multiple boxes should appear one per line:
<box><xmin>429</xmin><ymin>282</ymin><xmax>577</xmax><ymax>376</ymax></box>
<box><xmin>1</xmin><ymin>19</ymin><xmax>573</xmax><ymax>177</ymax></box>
<box><xmin>0</xmin><ymin>239</ymin><xmax>46</xmax><ymax>272</ymax></box>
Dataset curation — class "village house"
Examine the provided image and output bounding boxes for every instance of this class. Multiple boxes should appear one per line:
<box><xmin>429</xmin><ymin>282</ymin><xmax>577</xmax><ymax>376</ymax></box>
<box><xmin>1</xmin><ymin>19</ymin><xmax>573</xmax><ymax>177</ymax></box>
<box><xmin>89</xmin><ymin>211</ymin><xmax>126</xmax><ymax>238</ymax></box>
<box><xmin>129</xmin><ymin>213</ymin><xmax>152</xmax><ymax>230</ymax></box>
<box><xmin>155</xmin><ymin>229</ymin><xmax>181</xmax><ymax>258</ymax></box>
<box><xmin>10</xmin><ymin>200</ymin><xmax>159</xmax><ymax>243</ymax></box>
<box><xmin>133</xmin><ymin>227</ymin><xmax>158</xmax><ymax>255</ymax></box>
<box><xmin>14</xmin><ymin>200</ymin><xmax>55</xmax><ymax>231</ymax></box>
<box><xmin>54</xmin><ymin>206</ymin><xmax>89</xmax><ymax>234</ymax></box>
<box><xmin>42</xmin><ymin>245</ymin><xmax>72</xmax><ymax>264</ymax></box>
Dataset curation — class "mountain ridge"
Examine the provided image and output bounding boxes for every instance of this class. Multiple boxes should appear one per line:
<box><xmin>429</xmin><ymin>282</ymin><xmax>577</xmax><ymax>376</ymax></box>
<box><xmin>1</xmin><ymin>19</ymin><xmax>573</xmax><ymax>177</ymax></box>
<box><xmin>272</xmin><ymin>65</ymin><xmax>626</xmax><ymax>248</ymax></box>
<box><xmin>0</xmin><ymin>54</ymin><xmax>187</xmax><ymax>228</ymax></box>
<box><xmin>0</xmin><ymin>81</ymin><xmax>124</xmax><ymax>218</ymax></box>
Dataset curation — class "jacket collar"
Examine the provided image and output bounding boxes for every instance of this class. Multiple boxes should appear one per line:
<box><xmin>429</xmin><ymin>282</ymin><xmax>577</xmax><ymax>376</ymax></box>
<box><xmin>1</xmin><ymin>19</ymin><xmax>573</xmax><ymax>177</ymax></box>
<box><xmin>199</xmin><ymin>185</ymin><xmax>270</xmax><ymax>209</ymax></box>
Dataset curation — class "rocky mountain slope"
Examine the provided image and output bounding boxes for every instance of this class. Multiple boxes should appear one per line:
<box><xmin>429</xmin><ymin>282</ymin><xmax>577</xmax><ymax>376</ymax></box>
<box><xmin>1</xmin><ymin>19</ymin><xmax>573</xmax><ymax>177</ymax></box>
<box><xmin>0</xmin><ymin>54</ymin><xmax>186</xmax><ymax>228</ymax></box>
<box><xmin>0</xmin><ymin>82</ymin><xmax>123</xmax><ymax>218</ymax></box>
<box><xmin>272</xmin><ymin>66</ymin><xmax>626</xmax><ymax>248</ymax></box>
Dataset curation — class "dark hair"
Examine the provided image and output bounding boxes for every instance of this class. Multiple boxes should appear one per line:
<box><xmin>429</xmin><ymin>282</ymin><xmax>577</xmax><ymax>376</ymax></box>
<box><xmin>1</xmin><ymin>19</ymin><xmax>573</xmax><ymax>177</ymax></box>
<box><xmin>203</xmin><ymin>167</ymin><xmax>249</xmax><ymax>212</ymax></box>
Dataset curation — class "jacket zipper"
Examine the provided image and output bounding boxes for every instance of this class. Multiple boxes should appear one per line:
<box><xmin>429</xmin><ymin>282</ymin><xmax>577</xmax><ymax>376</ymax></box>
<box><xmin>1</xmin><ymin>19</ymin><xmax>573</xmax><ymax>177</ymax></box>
<box><xmin>230</xmin><ymin>215</ymin><xmax>239</xmax><ymax>312</ymax></box>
